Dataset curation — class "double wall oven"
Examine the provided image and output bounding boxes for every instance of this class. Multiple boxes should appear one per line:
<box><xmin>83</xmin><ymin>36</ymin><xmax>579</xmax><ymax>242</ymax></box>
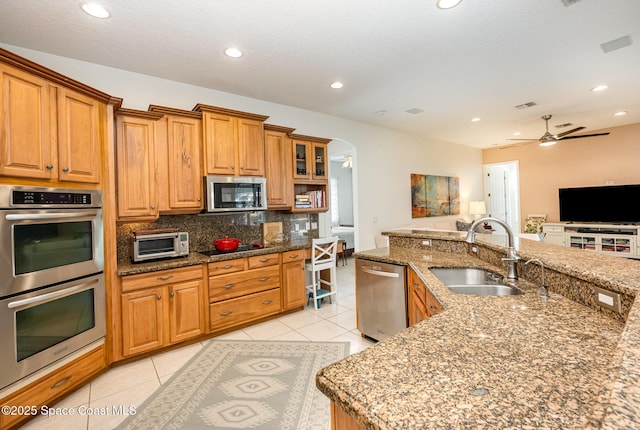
<box><xmin>0</xmin><ymin>185</ymin><xmax>105</xmax><ymax>390</ymax></box>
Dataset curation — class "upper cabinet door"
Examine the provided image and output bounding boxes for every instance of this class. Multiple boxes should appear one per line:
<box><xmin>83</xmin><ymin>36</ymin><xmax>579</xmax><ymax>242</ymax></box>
<box><xmin>0</xmin><ymin>64</ymin><xmax>54</xmax><ymax>180</ymax></box>
<box><xmin>202</xmin><ymin>112</ymin><xmax>236</xmax><ymax>175</ymax></box>
<box><xmin>166</xmin><ymin>115</ymin><xmax>202</xmax><ymax>210</ymax></box>
<box><xmin>237</xmin><ymin>117</ymin><xmax>265</xmax><ymax>176</ymax></box>
<box><xmin>264</xmin><ymin>125</ymin><xmax>294</xmax><ymax>208</ymax></box>
<box><xmin>57</xmin><ymin>87</ymin><xmax>103</xmax><ymax>183</ymax></box>
<box><xmin>116</xmin><ymin>112</ymin><xmax>159</xmax><ymax>220</ymax></box>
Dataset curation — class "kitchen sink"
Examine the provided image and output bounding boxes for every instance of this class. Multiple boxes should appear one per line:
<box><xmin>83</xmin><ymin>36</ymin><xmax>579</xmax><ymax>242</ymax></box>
<box><xmin>430</xmin><ymin>267</ymin><xmax>522</xmax><ymax>296</ymax></box>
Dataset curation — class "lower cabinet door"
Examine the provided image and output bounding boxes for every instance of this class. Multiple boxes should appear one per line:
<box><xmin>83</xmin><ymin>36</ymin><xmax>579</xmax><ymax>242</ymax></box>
<box><xmin>210</xmin><ymin>288</ymin><xmax>281</xmax><ymax>331</ymax></box>
<box><xmin>169</xmin><ymin>279</ymin><xmax>205</xmax><ymax>343</ymax></box>
<box><xmin>121</xmin><ymin>287</ymin><xmax>165</xmax><ymax>357</ymax></box>
<box><xmin>282</xmin><ymin>259</ymin><xmax>306</xmax><ymax>310</ymax></box>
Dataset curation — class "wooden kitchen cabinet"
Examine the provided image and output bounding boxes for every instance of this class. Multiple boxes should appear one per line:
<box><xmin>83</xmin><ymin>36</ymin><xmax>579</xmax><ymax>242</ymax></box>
<box><xmin>208</xmin><ymin>253</ymin><xmax>282</xmax><ymax>332</ymax></box>
<box><xmin>115</xmin><ymin>108</ymin><xmax>163</xmax><ymax>221</ymax></box>
<box><xmin>120</xmin><ymin>265</ymin><xmax>206</xmax><ymax>358</ymax></box>
<box><xmin>0</xmin><ymin>63</ymin><xmax>104</xmax><ymax>184</ymax></box>
<box><xmin>0</xmin><ymin>344</ymin><xmax>106</xmax><ymax>429</ymax></box>
<box><xmin>281</xmin><ymin>249</ymin><xmax>307</xmax><ymax>310</ymax></box>
<box><xmin>407</xmin><ymin>268</ymin><xmax>441</xmax><ymax>326</ymax></box>
<box><xmin>149</xmin><ymin>105</ymin><xmax>203</xmax><ymax>213</ymax></box>
<box><xmin>194</xmin><ymin>104</ymin><xmax>269</xmax><ymax>177</ymax></box>
<box><xmin>264</xmin><ymin>124</ymin><xmax>295</xmax><ymax>209</ymax></box>
<box><xmin>290</xmin><ymin>133</ymin><xmax>330</xmax><ymax>212</ymax></box>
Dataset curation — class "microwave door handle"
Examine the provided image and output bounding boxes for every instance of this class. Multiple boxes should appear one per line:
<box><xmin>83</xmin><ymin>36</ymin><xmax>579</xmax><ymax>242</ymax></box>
<box><xmin>6</xmin><ymin>211</ymin><xmax>99</xmax><ymax>221</ymax></box>
<box><xmin>7</xmin><ymin>278</ymin><xmax>99</xmax><ymax>309</ymax></box>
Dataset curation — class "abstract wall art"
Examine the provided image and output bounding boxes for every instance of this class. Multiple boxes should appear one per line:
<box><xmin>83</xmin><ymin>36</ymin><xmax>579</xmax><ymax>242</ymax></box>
<box><xmin>411</xmin><ymin>174</ymin><xmax>460</xmax><ymax>218</ymax></box>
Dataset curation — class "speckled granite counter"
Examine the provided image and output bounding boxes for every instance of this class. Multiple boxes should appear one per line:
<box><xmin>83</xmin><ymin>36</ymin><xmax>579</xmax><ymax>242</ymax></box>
<box><xmin>317</xmin><ymin>231</ymin><xmax>640</xmax><ymax>429</ymax></box>
<box><xmin>117</xmin><ymin>240</ymin><xmax>311</xmax><ymax>276</ymax></box>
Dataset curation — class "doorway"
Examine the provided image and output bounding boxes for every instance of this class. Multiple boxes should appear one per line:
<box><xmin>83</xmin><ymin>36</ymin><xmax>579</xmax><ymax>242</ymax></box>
<box><xmin>483</xmin><ymin>161</ymin><xmax>520</xmax><ymax>232</ymax></box>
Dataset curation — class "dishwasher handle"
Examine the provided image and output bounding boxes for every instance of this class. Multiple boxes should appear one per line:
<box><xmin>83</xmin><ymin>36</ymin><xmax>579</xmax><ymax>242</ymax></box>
<box><xmin>360</xmin><ymin>266</ymin><xmax>401</xmax><ymax>278</ymax></box>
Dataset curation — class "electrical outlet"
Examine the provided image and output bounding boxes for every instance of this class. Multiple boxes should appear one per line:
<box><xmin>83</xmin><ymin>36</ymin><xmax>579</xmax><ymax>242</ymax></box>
<box><xmin>305</xmin><ymin>222</ymin><xmax>310</xmax><ymax>229</ymax></box>
<box><xmin>422</xmin><ymin>240</ymin><xmax>431</xmax><ymax>246</ymax></box>
<box><xmin>471</xmin><ymin>246</ymin><xmax>478</xmax><ymax>253</ymax></box>
<box><xmin>311</xmin><ymin>222</ymin><xmax>318</xmax><ymax>229</ymax></box>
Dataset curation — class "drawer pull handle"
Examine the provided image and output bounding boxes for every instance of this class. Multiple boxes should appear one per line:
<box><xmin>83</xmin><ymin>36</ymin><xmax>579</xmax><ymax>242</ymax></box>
<box><xmin>51</xmin><ymin>375</ymin><xmax>72</xmax><ymax>389</ymax></box>
<box><xmin>262</xmin><ymin>300</ymin><xmax>272</xmax><ymax>305</ymax></box>
<box><xmin>258</xmin><ymin>277</ymin><xmax>270</xmax><ymax>282</ymax></box>
<box><xmin>259</xmin><ymin>258</ymin><xmax>271</xmax><ymax>263</ymax></box>
<box><xmin>158</xmin><ymin>275</ymin><xmax>173</xmax><ymax>281</ymax></box>
<box><xmin>289</xmin><ymin>254</ymin><xmax>299</xmax><ymax>259</ymax></box>
<box><xmin>222</xmin><ymin>284</ymin><xmax>234</xmax><ymax>289</ymax></box>
<box><xmin>413</xmin><ymin>283</ymin><xmax>421</xmax><ymax>289</ymax></box>
<box><xmin>222</xmin><ymin>265</ymin><xmax>234</xmax><ymax>269</ymax></box>
<box><xmin>220</xmin><ymin>311</ymin><xmax>233</xmax><ymax>317</ymax></box>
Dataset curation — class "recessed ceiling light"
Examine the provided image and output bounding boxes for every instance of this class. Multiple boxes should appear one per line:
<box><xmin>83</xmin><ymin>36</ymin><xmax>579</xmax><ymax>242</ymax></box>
<box><xmin>512</xmin><ymin>132</ymin><xmax>521</xmax><ymax>136</ymax></box>
<box><xmin>471</xmin><ymin>117</ymin><xmax>481</xmax><ymax>122</ymax></box>
<box><xmin>591</xmin><ymin>84</ymin><xmax>608</xmax><ymax>92</ymax></box>
<box><xmin>330</xmin><ymin>82</ymin><xmax>344</xmax><ymax>89</ymax></box>
<box><xmin>81</xmin><ymin>3</ymin><xmax>110</xmax><ymax>18</ymax></box>
<box><xmin>224</xmin><ymin>47</ymin><xmax>243</xmax><ymax>58</ymax></box>
<box><xmin>614</xmin><ymin>111</ymin><xmax>627</xmax><ymax>116</ymax></box>
<box><xmin>437</xmin><ymin>0</ymin><xmax>462</xmax><ymax>9</ymax></box>
<box><xmin>375</xmin><ymin>110</ymin><xmax>386</xmax><ymax>116</ymax></box>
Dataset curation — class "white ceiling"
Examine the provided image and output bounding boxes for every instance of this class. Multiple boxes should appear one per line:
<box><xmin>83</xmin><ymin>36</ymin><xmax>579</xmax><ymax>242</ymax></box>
<box><xmin>1</xmin><ymin>0</ymin><xmax>639</xmax><ymax>148</ymax></box>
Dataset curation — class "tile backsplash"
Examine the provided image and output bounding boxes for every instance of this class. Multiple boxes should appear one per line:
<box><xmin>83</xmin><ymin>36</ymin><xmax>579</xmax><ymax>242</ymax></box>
<box><xmin>117</xmin><ymin>211</ymin><xmax>318</xmax><ymax>262</ymax></box>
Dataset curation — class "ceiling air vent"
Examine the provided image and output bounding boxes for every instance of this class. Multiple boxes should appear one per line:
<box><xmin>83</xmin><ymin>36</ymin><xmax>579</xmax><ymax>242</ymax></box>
<box><xmin>601</xmin><ymin>35</ymin><xmax>633</xmax><ymax>53</ymax></box>
<box><xmin>561</xmin><ymin>0</ymin><xmax>581</xmax><ymax>6</ymax></box>
<box><xmin>405</xmin><ymin>108</ymin><xmax>424</xmax><ymax>115</ymax></box>
<box><xmin>514</xmin><ymin>102</ymin><xmax>537</xmax><ymax>110</ymax></box>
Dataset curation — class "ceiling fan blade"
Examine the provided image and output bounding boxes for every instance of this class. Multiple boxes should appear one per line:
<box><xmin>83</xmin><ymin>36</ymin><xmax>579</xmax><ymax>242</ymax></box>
<box><xmin>508</xmin><ymin>138</ymin><xmax>539</xmax><ymax>141</ymax></box>
<box><xmin>558</xmin><ymin>132</ymin><xmax>610</xmax><ymax>140</ymax></box>
<box><xmin>556</xmin><ymin>126</ymin><xmax>585</xmax><ymax>138</ymax></box>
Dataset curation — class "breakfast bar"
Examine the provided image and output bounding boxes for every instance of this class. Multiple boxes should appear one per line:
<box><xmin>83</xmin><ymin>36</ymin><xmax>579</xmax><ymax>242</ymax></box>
<box><xmin>316</xmin><ymin>230</ymin><xmax>640</xmax><ymax>429</ymax></box>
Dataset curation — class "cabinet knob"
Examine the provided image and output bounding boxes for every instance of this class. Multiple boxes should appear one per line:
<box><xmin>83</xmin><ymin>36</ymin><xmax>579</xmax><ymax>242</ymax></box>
<box><xmin>62</xmin><ymin>167</ymin><xmax>69</xmax><ymax>172</ymax></box>
<box><xmin>46</xmin><ymin>164</ymin><xmax>54</xmax><ymax>170</ymax></box>
<box><xmin>151</xmin><ymin>205</ymin><xmax>156</xmax><ymax>209</ymax></box>
<box><xmin>170</xmin><ymin>291</ymin><xmax>175</xmax><ymax>297</ymax></box>
<box><xmin>157</xmin><ymin>295</ymin><xmax>162</xmax><ymax>300</ymax></box>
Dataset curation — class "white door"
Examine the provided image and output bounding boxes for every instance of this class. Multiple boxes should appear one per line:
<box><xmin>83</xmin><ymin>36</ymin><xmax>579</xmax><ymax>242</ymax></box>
<box><xmin>483</xmin><ymin>162</ymin><xmax>520</xmax><ymax>232</ymax></box>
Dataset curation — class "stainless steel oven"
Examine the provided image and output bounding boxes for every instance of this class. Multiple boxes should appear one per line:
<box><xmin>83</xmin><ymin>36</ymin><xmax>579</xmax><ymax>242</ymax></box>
<box><xmin>0</xmin><ymin>273</ymin><xmax>106</xmax><ymax>390</ymax></box>
<box><xmin>0</xmin><ymin>185</ymin><xmax>104</xmax><ymax>297</ymax></box>
<box><xmin>0</xmin><ymin>185</ymin><xmax>105</xmax><ymax>390</ymax></box>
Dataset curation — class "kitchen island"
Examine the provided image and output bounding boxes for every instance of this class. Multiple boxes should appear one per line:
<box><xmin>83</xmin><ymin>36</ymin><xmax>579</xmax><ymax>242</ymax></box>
<box><xmin>316</xmin><ymin>230</ymin><xmax>640</xmax><ymax>429</ymax></box>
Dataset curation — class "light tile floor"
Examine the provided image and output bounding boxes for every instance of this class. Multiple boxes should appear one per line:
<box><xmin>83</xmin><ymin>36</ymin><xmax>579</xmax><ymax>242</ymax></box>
<box><xmin>21</xmin><ymin>256</ymin><xmax>374</xmax><ymax>429</ymax></box>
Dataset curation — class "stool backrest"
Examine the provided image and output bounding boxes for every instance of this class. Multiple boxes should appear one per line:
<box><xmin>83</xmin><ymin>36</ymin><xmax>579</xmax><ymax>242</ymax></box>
<box><xmin>310</xmin><ymin>237</ymin><xmax>339</xmax><ymax>270</ymax></box>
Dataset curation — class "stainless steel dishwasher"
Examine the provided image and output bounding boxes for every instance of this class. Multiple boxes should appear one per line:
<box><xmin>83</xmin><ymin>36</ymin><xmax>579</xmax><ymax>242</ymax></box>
<box><xmin>356</xmin><ymin>258</ymin><xmax>407</xmax><ymax>341</ymax></box>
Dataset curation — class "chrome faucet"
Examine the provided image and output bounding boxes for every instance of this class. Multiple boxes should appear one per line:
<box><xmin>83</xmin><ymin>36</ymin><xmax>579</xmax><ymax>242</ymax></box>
<box><xmin>524</xmin><ymin>258</ymin><xmax>549</xmax><ymax>299</ymax></box>
<box><xmin>465</xmin><ymin>216</ymin><xmax>519</xmax><ymax>281</ymax></box>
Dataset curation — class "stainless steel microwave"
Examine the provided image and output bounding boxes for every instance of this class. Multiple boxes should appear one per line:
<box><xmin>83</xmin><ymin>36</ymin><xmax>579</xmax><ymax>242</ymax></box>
<box><xmin>205</xmin><ymin>176</ymin><xmax>267</xmax><ymax>212</ymax></box>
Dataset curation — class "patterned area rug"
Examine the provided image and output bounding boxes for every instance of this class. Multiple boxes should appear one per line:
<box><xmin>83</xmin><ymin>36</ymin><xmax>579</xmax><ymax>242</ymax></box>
<box><xmin>116</xmin><ymin>340</ymin><xmax>350</xmax><ymax>430</ymax></box>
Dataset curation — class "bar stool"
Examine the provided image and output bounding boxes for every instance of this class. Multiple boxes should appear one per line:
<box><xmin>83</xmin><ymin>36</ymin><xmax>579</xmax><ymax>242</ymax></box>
<box><xmin>337</xmin><ymin>240</ymin><xmax>347</xmax><ymax>266</ymax></box>
<box><xmin>306</xmin><ymin>237</ymin><xmax>339</xmax><ymax>310</ymax></box>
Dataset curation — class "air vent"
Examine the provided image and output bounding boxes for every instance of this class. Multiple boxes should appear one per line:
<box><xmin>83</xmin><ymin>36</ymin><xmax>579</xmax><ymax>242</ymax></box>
<box><xmin>561</xmin><ymin>0</ymin><xmax>581</xmax><ymax>6</ymax></box>
<box><xmin>405</xmin><ymin>108</ymin><xmax>424</xmax><ymax>115</ymax></box>
<box><xmin>601</xmin><ymin>35</ymin><xmax>633</xmax><ymax>53</ymax></box>
<box><xmin>555</xmin><ymin>123</ymin><xmax>573</xmax><ymax>129</ymax></box>
<box><xmin>514</xmin><ymin>101</ymin><xmax>537</xmax><ymax>109</ymax></box>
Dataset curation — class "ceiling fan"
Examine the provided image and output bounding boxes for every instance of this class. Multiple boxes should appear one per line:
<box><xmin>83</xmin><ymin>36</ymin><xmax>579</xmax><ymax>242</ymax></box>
<box><xmin>508</xmin><ymin>114</ymin><xmax>610</xmax><ymax>147</ymax></box>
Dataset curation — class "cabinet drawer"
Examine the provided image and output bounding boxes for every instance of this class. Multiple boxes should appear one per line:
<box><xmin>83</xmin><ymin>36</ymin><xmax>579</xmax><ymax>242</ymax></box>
<box><xmin>282</xmin><ymin>249</ymin><xmax>305</xmax><ymax>263</ymax></box>
<box><xmin>542</xmin><ymin>225</ymin><xmax>563</xmax><ymax>233</ymax></box>
<box><xmin>208</xmin><ymin>258</ymin><xmax>247</xmax><ymax>276</ymax></box>
<box><xmin>407</xmin><ymin>270</ymin><xmax>426</xmax><ymax>305</ymax></box>
<box><xmin>210</xmin><ymin>288</ymin><xmax>281</xmax><ymax>331</ymax></box>
<box><xmin>209</xmin><ymin>266</ymin><xmax>280</xmax><ymax>302</ymax></box>
<box><xmin>248</xmin><ymin>253</ymin><xmax>279</xmax><ymax>269</ymax></box>
<box><xmin>121</xmin><ymin>265</ymin><xmax>203</xmax><ymax>292</ymax></box>
<box><xmin>1</xmin><ymin>345</ymin><xmax>105</xmax><ymax>428</ymax></box>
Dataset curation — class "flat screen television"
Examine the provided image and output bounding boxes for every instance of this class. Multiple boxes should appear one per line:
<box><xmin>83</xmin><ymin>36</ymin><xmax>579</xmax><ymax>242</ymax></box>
<box><xmin>559</xmin><ymin>184</ymin><xmax>640</xmax><ymax>224</ymax></box>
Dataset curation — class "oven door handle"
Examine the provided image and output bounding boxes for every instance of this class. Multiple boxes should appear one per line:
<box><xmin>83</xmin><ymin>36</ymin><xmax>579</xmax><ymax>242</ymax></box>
<box><xmin>6</xmin><ymin>211</ymin><xmax>99</xmax><ymax>221</ymax></box>
<box><xmin>7</xmin><ymin>278</ymin><xmax>99</xmax><ymax>309</ymax></box>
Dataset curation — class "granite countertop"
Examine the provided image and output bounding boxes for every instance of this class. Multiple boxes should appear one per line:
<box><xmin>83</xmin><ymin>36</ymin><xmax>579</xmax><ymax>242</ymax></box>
<box><xmin>117</xmin><ymin>240</ymin><xmax>311</xmax><ymax>276</ymax></box>
<box><xmin>316</xmin><ymin>231</ymin><xmax>640</xmax><ymax>429</ymax></box>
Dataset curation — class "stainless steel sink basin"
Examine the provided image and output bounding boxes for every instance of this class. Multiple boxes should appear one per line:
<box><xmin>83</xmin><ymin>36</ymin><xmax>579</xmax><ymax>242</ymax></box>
<box><xmin>430</xmin><ymin>267</ymin><xmax>522</xmax><ymax>296</ymax></box>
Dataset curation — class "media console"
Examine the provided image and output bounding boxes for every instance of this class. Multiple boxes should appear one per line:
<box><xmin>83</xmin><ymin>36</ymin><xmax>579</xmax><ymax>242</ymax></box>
<box><xmin>542</xmin><ymin>222</ymin><xmax>640</xmax><ymax>259</ymax></box>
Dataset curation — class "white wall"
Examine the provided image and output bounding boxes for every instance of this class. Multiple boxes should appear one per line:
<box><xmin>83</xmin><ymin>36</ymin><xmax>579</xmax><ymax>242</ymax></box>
<box><xmin>2</xmin><ymin>43</ymin><xmax>484</xmax><ymax>251</ymax></box>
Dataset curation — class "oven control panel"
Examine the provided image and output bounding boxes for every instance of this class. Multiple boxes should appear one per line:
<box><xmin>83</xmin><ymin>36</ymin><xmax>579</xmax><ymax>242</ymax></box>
<box><xmin>13</xmin><ymin>190</ymin><xmax>93</xmax><ymax>205</ymax></box>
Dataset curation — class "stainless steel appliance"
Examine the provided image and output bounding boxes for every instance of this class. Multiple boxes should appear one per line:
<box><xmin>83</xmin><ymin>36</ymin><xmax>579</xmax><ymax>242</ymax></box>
<box><xmin>131</xmin><ymin>229</ymin><xmax>189</xmax><ymax>262</ymax></box>
<box><xmin>205</xmin><ymin>175</ymin><xmax>267</xmax><ymax>212</ymax></box>
<box><xmin>0</xmin><ymin>185</ymin><xmax>105</xmax><ymax>390</ymax></box>
<box><xmin>356</xmin><ymin>259</ymin><xmax>407</xmax><ymax>341</ymax></box>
